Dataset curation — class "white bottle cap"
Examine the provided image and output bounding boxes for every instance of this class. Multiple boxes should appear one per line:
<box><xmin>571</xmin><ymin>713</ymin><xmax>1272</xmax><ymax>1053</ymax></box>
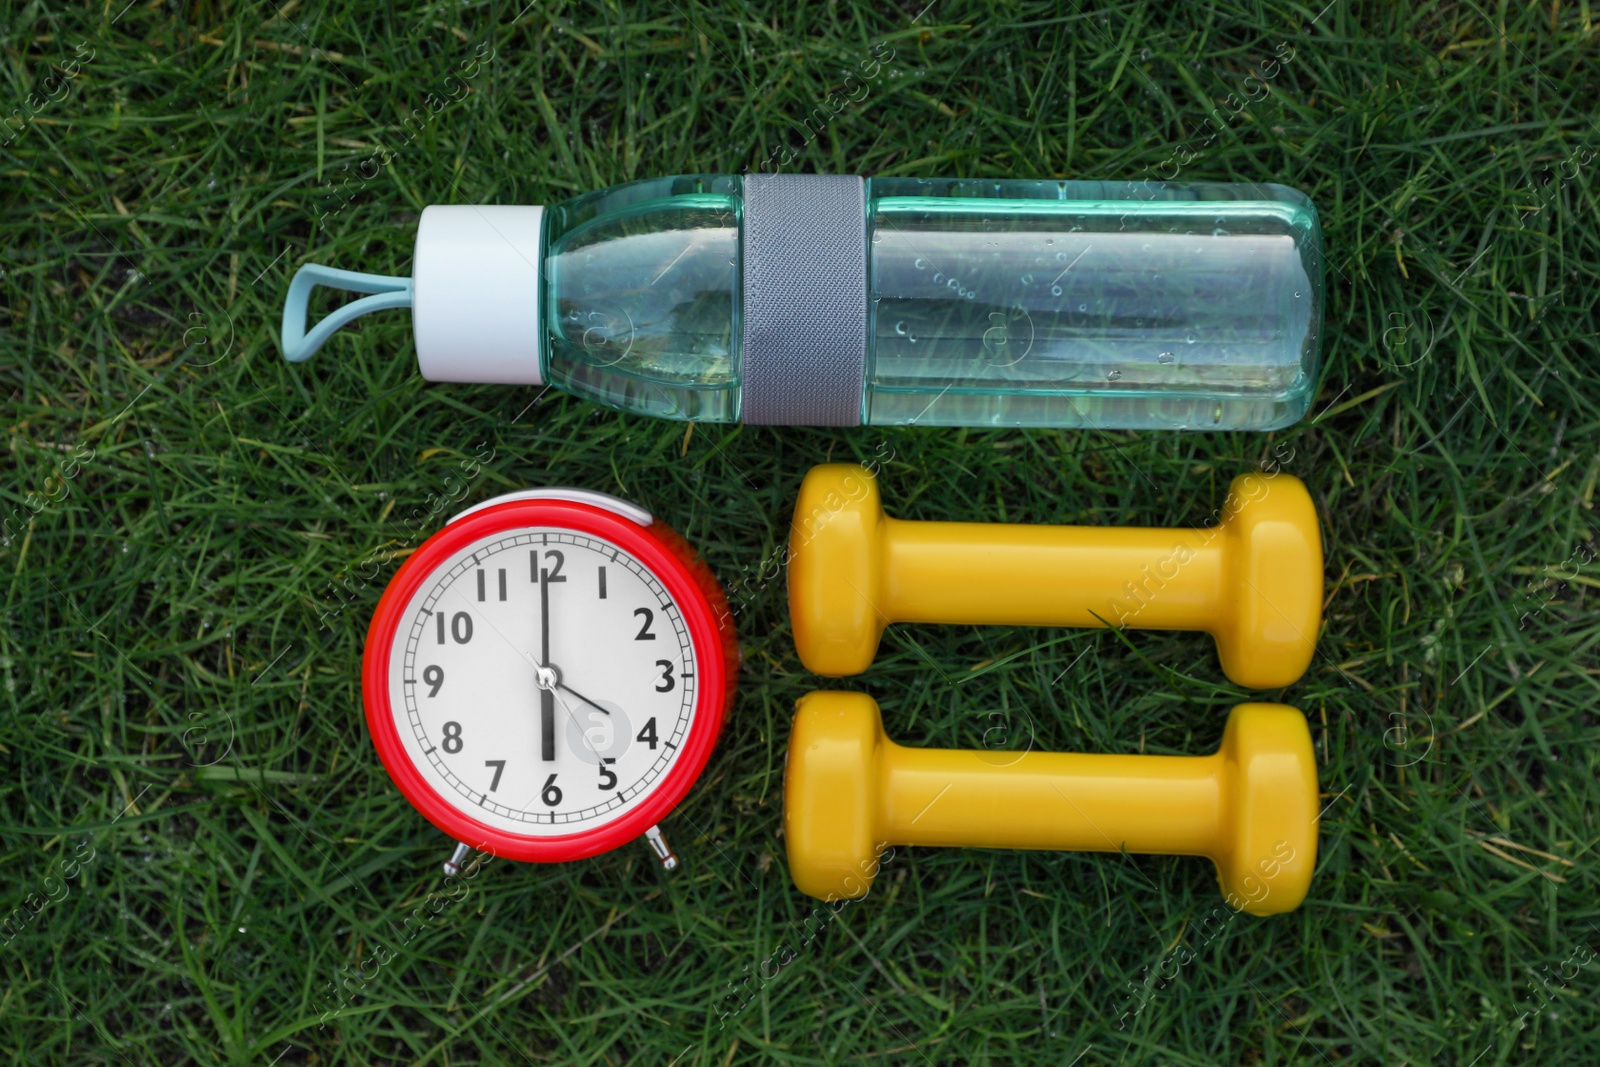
<box><xmin>412</xmin><ymin>205</ymin><xmax>545</xmax><ymax>385</ymax></box>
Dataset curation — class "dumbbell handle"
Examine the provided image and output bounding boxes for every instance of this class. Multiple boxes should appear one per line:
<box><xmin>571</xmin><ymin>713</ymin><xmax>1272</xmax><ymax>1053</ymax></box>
<box><xmin>879</xmin><ymin>743</ymin><xmax>1222</xmax><ymax>856</ymax></box>
<box><xmin>887</xmin><ymin>520</ymin><xmax>1219</xmax><ymax>631</ymax></box>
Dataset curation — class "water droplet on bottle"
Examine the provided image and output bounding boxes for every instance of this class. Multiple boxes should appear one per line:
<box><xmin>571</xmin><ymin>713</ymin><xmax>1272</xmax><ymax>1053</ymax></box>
<box><xmin>1077</xmin><ymin>303</ymin><xmax>1088</xmax><ymax>312</ymax></box>
<box><xmin>1141</xmin><ymin>243</ymin><xmax>1152</xmax><ymax>253</ymax></box>
<box><xmin>1055</xmin><ymin>252</ymin><xmax>1067</xmax><ymax>262</ymax></box>
<box><xmin>1185</xmin><ymin>333</ymin><xmax>1195</xmax><ymax>344</ymax></box>
<box><xmin>947</xmin><ymin>278</ymin><xmax>960</xmax><ymax>290</ymax></box>
<box><xmin>1107</xmin><ymin>369</ymin><xmax>1123</xmax><ymax>381</ymax></box>
<box><xmin>933</xmin><ymin>272</ymin><xmax>944</xmax><ymax>283</ymax></box>
<box><xmin>1294</xmin><ymin>290</ymin><xmax>1302</xmax><ymax>298</ymax></box>
<box><xmin>1212</xmin><ymin>405</ymin><xmax>1223</xmax><ymax>424</ymax></box>
<box><xmin>914</xmin><ymin>257</ymin><xmax>927</xmax><ymax>270</ymax></box>
<box><xmin>1045</xmin><ymin>238</ymin><xmax>1054</xmax><ymax>246</ymax></box>
<box><xmin>895</xmin><ymin>320</ymin><xmax>908</xmax><ymax>336</ymax></box>
<box><xmin>1020</xmin><ymin>273</ymin><xmax>1034</xmax><ymax>284</ymax></box>
<box><xmin>1158</xmin><ymin>351</ymin><xmax>1175</xmax><ymax>364</ymax></box>
<box><xmin>1051</xmin><ymin>285</ymin><xmax>1063</xmax><ymax>296</ymax></box>
<box><xmin>871</xmin><ymin>232</ymin><xmax>883</xmax><ymax>244</ymax></box>
<box><xmin>1212</xmin><ymin>227</ymin><xmax>1229</xmax><ymax>237</ymax></box>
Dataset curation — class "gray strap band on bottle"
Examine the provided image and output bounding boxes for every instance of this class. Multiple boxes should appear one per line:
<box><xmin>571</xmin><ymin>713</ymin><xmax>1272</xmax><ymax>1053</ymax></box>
<box><xmin>740</xmin><ymin>174</ymin><xmax>868</xmax><ymax>426</ymax></box>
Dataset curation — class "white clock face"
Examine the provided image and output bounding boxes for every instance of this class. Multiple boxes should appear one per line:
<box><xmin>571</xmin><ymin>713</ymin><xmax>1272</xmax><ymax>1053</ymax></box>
<box><xmin>385</xmin><ymin>526</ymin><xmax>698</xmax><ymax>836</ymax></box>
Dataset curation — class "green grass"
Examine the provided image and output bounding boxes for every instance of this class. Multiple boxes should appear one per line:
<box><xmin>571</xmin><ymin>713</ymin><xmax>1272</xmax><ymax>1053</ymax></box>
<box><xmin>3</xmin><ymin>0</ymin><xmax>1599</xmax><ymax>1063</ymax></box>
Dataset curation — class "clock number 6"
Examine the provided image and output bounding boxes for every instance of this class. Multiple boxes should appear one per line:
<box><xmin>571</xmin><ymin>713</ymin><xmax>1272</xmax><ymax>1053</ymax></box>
<box><xmin>541</xmin><ymin>773</ymin><xmax>562</xmax><ymax>807</ymax></box>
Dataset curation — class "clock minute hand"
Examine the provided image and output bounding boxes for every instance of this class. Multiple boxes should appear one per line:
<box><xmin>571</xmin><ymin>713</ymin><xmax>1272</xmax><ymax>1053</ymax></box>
<box><xmin>539</xmin><ymin>564</ymin><xmax>555</xmax><ymax>761</ymax></box>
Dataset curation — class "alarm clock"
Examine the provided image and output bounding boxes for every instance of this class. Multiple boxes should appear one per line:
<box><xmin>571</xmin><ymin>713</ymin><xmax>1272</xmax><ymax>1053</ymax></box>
<box><xmin>362</xmin><ymin>488</ymin><xmax>737</xmax><ymax>872</ymax></box>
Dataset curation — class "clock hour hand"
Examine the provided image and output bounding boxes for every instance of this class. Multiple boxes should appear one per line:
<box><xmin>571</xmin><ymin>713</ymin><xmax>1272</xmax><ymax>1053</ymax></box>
<box><xmin>540</xmin><ymin>680</ymin><xmax>555</xmax><ymax>760</ymax></box>
<box><xmin>556</xmin><ymin>680</ymin><xmax>611</xmax><ymax>717</ymax></box>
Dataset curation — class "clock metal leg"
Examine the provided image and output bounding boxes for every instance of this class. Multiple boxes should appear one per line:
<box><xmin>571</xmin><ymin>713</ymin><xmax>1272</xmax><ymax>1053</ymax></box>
<box><xmin>442</xmin><ymin>841</ymin><xmax>471</xmax><ymax>877</ymax></box>
<box><xmin>644</xmin><ymin>825</ymin><xmax>679</xmax><ymax>871</ymax></box>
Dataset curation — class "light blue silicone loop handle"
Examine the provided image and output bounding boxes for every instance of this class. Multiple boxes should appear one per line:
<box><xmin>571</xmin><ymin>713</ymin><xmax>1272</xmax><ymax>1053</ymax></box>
<box><xmin>281</xmin><ymin>263</ymin><xmax>413</xmax><ymax>363</ymax></box>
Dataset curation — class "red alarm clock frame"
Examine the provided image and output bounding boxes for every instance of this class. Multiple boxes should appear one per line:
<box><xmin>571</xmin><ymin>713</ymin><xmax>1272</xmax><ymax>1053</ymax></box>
<box><xmin>362</xmin><ymin>489</ymin><xmax>738</xmax><ymax>866</ymax></box>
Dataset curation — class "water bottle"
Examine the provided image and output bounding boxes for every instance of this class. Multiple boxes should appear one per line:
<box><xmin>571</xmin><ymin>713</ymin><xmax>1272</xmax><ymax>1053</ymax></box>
<box><xmin>282</xmin><ymin>175</ymin><xmax>1323</xmax><ymax>430</ymax></box>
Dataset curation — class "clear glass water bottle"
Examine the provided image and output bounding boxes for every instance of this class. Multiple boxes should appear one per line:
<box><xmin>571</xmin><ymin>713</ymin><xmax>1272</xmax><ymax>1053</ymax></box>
<box><xmin>282</xmin><ymin>175</ymin><xmax>1323</xmax><ymax>431</ymax></box>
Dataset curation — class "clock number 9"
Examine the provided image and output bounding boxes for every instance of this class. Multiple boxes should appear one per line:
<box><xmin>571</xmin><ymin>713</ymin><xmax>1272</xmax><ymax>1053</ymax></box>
<box><xmin>422</xmin><ymin>665</ymin><xmax>444</xmax><ymax>698</ymax></box>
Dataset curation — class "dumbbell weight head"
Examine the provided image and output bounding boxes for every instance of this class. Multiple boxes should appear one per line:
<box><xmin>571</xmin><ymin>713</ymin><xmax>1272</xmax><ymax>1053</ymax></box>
<box><xmin>1211</xmin><ymin>474</ymin><xmax>1324</xmax><ymax>690</ymax></box>
<box><xmin>787</xmin><ymin>467</ymin><xmax>890</xmax><ymax>677</ymax></box>
<box><xmin>783</xmin><ymin>691</ymin><xmax>888</xmax><ymax>901</ymax></box>
<box><xmin>1210</xmin><ymin>702</ymin><xmax>1320</xmax><ymax>915</ymax></box>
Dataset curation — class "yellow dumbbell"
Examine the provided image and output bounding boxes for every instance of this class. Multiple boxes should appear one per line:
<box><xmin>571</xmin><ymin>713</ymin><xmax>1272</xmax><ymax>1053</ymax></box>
<box><xmin>784</xmin><ymin>692</ymin><xmax>1319</xmax><ymax>915</ymax></box>
<box><xmin>787</xmin><ymin>464</ymin><xmax>1322</xmax><ymax>689</ymax></box>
